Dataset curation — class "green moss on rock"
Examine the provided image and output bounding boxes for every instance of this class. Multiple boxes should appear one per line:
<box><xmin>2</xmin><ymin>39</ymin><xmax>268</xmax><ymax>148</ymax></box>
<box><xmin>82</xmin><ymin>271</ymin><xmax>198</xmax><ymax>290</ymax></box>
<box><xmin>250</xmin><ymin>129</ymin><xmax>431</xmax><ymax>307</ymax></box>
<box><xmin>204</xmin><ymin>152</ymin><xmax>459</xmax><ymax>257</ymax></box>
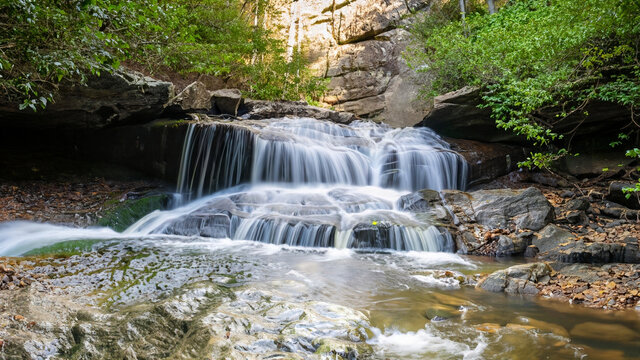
<box><xmin>98</xmin><ymin>194</ymin><xmax>171</xmax><ymax>232</ymax></box>
<box><xmin>23</xmin><ymin>239</ymin><xmax>103</xmax><ymax>257</ymax></box>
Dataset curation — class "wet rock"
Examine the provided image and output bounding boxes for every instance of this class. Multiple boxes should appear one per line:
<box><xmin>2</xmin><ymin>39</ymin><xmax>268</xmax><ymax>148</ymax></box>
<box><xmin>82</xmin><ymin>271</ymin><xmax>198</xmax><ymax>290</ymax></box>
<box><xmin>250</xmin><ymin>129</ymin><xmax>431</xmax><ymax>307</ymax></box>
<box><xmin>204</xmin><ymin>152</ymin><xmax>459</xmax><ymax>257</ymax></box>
<box><xmin>477</xmin><ymin>263</ymin><xmax>552</xmax><ymax>295</ymax></box>
<box><xmin>398</xmin><ymin>189</ymin><xmax>451</xmax><ymax>223</ymax></box>
<box><xmin>163</xmin><ymin>213</ymin><xmax>232</xmax><ymax>238</ymax></box>
<box><xmin>445</xmin><ymin>138</ymin><xmax>526</xmax><ymax>187</ymax></box>
<box><xmin>97</xmin><ymin>193</ymin><xmax>172</xmax><ymax>232</ymax></box>
<box><xmin>454</xmin><ymin>231</ymin><xmax>480</xmax><ymax>254</ymax></box>
<box><xmin>607</xmin><ymin>181</ymin><xmax>640</xmax><ymax>209</ymax></box>
<box><xmin>212</xmin><ymin>88</ymin><xmax>243</xmax><ymax>116</ymax></box>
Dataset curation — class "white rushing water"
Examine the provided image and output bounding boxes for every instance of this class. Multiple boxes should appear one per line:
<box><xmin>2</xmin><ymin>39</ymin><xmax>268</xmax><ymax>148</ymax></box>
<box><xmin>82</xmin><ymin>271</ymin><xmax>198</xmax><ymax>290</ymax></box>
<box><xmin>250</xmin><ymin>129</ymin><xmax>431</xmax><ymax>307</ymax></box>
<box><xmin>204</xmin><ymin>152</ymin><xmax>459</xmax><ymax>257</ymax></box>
<box><xmin>157</xmin><ymin>118</ymin><xmax>466</xmax><ymax>250</ymax></box>
<box><xmin>177</xmin><ymin>118</ymin><xmax>467</xmax><ymax>198</ymax></box>
<box><xmin>0</xmin><ymin>118</ymin><xmax>468</xmax><ymax>254</ymax></box>
<box><xmin>127</xmin><ymin>184</ymin><xmax>456</xmax><ymax>251</ymax></box>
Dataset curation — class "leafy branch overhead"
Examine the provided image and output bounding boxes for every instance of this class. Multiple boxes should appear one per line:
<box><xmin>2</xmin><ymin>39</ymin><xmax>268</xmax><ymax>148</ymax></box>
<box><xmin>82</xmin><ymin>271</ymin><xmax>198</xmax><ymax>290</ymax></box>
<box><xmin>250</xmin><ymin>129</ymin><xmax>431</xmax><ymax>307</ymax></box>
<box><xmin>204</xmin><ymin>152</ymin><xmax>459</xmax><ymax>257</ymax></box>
<box><xmin>0</xmin><ymin>0</ymin><xmax>324</xmax><ymax>108</ymax></box>
<box><xmin>408</xmin><ymin>0</ymin><xmax>640</xmax><ymax>192</ymax></box>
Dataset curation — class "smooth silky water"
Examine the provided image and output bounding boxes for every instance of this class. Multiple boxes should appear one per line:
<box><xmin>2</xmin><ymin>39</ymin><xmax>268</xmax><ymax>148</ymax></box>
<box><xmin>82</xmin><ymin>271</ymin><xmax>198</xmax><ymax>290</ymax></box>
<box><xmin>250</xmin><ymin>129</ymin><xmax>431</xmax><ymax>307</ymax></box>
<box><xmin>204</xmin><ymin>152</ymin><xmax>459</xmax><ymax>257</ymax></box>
<box><xmin>0</xmin><ymin>118</ymin><xmax>638</xmax><ymax>359</ymax></box>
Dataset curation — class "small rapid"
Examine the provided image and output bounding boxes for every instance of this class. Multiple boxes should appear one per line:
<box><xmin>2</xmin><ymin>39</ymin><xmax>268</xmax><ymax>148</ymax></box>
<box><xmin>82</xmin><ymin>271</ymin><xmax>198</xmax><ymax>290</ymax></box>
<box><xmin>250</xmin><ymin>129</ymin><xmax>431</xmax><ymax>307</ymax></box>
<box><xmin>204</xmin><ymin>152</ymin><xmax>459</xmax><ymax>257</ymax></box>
<box><xmin>127</xmin><ymin>185</ymin><xmax>455</xmax><ymax>251</ymax></box>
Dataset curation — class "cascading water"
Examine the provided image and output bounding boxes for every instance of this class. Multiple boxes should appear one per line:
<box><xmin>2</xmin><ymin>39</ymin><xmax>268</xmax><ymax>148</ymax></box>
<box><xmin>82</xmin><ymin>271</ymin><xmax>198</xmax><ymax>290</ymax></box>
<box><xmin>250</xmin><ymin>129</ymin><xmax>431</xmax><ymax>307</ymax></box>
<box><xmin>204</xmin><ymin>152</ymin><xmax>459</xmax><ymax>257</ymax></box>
<box><xmin>137</xmin><ymin>117</ymin><xmax>468</xmax><ymax>251</ymax></box>
<box><xmin>176</xmin><ymin>118</ymin><xmax>467</xmax><ymax>198</ymax></box>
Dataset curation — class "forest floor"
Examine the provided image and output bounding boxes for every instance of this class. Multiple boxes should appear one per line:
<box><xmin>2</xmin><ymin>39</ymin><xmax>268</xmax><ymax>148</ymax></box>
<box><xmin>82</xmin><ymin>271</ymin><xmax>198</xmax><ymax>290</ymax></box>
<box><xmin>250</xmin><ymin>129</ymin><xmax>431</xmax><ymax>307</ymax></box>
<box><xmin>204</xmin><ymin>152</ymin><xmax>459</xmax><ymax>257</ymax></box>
<box><xmin>0</xmin><ymin>150</ymin><xmax>168</xmax><ymax>227</ymax></box>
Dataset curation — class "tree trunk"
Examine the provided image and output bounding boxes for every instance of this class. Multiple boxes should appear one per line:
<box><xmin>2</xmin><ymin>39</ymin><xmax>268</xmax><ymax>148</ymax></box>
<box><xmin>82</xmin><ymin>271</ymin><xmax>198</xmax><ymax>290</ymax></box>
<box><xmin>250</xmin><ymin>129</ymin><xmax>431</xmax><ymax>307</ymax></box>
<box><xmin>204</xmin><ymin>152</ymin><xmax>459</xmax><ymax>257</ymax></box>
<box><xmin>487</xmin><ymin>0</ymin><xmax>496</xmax><ymax>14</ymax></box>
<box><xmin>459</xmin><ymin>0</ymin><xmax>466</xmax><ymax>20</ymax></box>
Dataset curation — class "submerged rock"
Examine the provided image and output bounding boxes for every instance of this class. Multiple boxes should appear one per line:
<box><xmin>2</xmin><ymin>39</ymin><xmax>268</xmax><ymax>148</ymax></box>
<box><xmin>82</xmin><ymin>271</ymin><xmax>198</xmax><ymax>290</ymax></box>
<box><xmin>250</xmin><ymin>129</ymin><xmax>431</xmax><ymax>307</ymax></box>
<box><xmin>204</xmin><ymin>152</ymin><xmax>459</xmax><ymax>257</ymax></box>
<box><xmin>570</xmin><ymin>322</ymin><xmax>639</xmax><ymax>343</ymax></box>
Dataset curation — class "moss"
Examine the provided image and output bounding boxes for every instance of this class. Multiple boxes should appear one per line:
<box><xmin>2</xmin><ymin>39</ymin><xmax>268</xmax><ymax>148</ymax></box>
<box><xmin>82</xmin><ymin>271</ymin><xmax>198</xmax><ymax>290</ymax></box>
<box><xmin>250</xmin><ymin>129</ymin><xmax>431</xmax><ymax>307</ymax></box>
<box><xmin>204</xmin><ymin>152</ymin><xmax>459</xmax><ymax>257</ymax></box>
<box><xmin>98</xmin><ymin>194</ymin><xmax>171</xmax><ymax>232</ymax></box>
<box><xmin>23</xmin><ymin>239</ymin><xmax>102</xmax><ymax>257</ymax></box>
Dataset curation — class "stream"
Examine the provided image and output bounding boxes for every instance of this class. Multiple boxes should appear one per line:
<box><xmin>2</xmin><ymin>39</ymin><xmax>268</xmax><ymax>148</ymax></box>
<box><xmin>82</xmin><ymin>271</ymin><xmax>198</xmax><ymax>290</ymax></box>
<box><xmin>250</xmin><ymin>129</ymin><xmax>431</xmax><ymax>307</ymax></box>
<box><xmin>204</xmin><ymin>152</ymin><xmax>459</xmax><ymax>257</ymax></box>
<box><xmin>0</xmin><ymin>118</ymin><xmax>638</xmax><ymax>359</ymax></box>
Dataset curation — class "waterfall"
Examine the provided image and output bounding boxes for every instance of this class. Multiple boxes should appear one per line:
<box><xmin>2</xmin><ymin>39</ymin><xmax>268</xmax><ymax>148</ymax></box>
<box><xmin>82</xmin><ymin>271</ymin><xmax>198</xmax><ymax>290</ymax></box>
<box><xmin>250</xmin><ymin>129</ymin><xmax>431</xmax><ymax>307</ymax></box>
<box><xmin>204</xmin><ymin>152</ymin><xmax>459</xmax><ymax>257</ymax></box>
<box><xmin>133</xmin><ymin>185</ymin><xmax>455</xmax><ymax>252</ymax></box>
<box><xmin>177</xmin><ymin>118</ymin><xmax>467</xmax><ymax>200</ymax></box>
<box><xmin>149</xmin><ymin>117</ymin><xmax>468</xmax><ymax>251</ymax></box>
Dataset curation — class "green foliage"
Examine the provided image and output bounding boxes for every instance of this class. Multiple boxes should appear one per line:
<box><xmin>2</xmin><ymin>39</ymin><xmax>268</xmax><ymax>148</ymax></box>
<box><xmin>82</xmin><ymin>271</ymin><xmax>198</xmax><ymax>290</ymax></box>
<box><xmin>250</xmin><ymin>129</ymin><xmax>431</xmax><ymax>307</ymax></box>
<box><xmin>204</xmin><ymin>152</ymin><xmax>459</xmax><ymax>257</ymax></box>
<box><xmin>0</xmin><ymin>0</ymin><xmax>322</xmax><ymax>109</ymax></box>
<box><xmin>409</xmin><ymin>0</ymin><xmax>640</xmax><ymax>169</ymax></box>
<box><xmin>243</xmin><ymin>50</ymin><xmax>328</xmax><ymax>101</ymax></box>
<box><xmin>518</xmin><ymin>149</ymin><xmax>571</xmax><ymax>171</ymax></box>
<box><xmin>623</xmin><ymin>148</ymin><xmax>640</xmax><ymax>198</ymax></box>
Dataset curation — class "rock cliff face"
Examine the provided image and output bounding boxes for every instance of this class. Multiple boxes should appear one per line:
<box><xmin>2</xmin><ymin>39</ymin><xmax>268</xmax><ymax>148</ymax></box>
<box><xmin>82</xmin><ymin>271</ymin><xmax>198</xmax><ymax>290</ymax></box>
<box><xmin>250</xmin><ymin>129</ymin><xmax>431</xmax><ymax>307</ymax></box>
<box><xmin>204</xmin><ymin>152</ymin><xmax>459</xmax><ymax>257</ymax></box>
<box><xmin>0</xmin><ymin>71</ymin><xmax>174</xmax><ymax>129</ymax></box>
<box><xmin>274</xmin><ymin>0</ymin><xmax>434</xmax><ymax>127</ymax></box>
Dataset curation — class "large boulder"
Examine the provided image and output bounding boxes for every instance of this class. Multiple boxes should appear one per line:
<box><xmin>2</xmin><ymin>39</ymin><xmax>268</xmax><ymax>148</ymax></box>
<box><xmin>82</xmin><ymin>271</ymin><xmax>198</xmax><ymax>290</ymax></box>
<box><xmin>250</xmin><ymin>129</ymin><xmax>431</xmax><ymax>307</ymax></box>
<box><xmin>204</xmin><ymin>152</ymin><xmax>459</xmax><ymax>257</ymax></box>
<box><xmin>477</xmin><ymin>263</ymin><xmax>552</xmax><ymax>295</ymax></box>
<box><xmin>164</xmin><ymin>81</ymin><xmax>213</xmax><ymax>114</ymax></box>
<box><xmin>533</xmin><ymin>224</ymin><xmax>575</xmax><ymax>254</ymax></box>
<box><xmin>442</xmin><ymin>188</ymin><xmax>554</xmax><ymax>230</ymax></box>
<box><xmin>0</xmin><ymin>70</ymin><xmax>174</xmax><ymax>128</ymax></box>
<box><xmin>398</xmin><ymin>189</ymin><xmax>452</xmax><ymax>224</ymax></box>
<box><xmin>212</xmin><ymin>89</ymin><xmax>243</xmax><ymax>116</ymax></box>
<box><xmin>401</xmin><ymin>187</ymin><xmax>555</xmax><ymax>255</ymax></box>
<box><xmin>467</xmin><ymin>187</ymin><xmax>555</xmax><ymax>231</ymax></box>
<box><xmin>558</xmin><ymin>152</ymin><xmax>635</xmax><ymax>178</ymax></box>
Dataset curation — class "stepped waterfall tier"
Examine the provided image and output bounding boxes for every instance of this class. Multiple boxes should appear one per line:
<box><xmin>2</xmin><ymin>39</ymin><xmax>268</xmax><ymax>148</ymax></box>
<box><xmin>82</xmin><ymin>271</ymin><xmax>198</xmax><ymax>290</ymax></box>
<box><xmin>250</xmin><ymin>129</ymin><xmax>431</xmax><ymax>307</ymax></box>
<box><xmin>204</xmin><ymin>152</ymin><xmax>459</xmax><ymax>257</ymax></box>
<box><xmin>177</xmin><ymin>118</ymin><xmax>467</xmax><ymax>198</ymax></box>
<box><xmin>143</xmin><ymin>118</ymin><xmax>468</xmax><ymax>251</ymax></box>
